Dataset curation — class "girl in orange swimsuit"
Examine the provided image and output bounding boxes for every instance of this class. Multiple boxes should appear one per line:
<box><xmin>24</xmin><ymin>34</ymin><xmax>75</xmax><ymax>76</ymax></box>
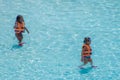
<box><xmin>14</xmin><ymin>15</ymin><xmax>29</xmax><ymax>46</ymax></box>
<box><xmin>80</xmin><ymin>37</ymin><xmax>96</xmax><ymax>68</ymax></box>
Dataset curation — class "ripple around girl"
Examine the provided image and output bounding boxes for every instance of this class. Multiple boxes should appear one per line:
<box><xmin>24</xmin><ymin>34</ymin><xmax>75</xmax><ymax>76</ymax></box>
<box><xmin>14</xmin><ymin>15</ymin><xmax>29</xmax><ymax>46</ymax></box>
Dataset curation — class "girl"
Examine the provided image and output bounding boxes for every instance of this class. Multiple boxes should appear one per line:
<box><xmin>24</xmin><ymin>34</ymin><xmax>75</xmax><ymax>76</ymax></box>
<box><xmin>80</xmin><ymin>37</ymin><xmax>96</xmax><ymax>69</ymax></box>
<box><xmin>14</xmin><ymin>15</ymin><xmax>29</xmax><ymax>46</ymax></box>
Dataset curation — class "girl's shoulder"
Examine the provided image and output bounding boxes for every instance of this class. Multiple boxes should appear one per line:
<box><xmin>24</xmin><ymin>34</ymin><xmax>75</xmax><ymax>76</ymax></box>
<box><xmin>82</xmin><ymin>44</ymin><xmax>86</xmax><ymax>48</ymax></box>
<box><xmin>82</xmin><ymin>44</ymin><xmax>90</xmax><ymax>48</ymax></box>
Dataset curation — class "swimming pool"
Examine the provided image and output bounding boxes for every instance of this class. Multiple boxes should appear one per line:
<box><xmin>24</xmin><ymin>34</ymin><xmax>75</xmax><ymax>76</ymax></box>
<box><xmin>0</xmin><ymin>0</ymin><xmax>120</xmax><ymax>80</ymax></box>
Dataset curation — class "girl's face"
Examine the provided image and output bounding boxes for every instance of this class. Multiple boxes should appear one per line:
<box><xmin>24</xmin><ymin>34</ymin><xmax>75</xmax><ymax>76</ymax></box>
<box><xmin>86</xmin><ymin>41</ymin><xmax>91</xmax><ymax>45</ymax></box>
<box><xmin>84</xmin><ymin>37</ymin><xmax>91</xmax><ymax>45</ymax></box>
<box><xmin>16</xmin><ymin>15</ymin><xmax>24</xmax><ymax>22</ymax></box>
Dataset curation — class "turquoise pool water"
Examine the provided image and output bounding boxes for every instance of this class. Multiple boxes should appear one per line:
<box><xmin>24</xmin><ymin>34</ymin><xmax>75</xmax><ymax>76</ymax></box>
<box><xmin>0</xmin><ymin>0</ymin><xmax>120</xmax><ymax>80</ymax></box>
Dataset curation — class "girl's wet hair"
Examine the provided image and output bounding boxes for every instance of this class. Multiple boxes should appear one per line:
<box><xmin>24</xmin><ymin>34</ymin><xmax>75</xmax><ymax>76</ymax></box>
<box><xmin>84</xmin><ymin>37</ymin><xmax>91</xmax><ymax>43</ymax></box>
<box><xmin>16</xmin><ymin>15</ymin><xmax>24</xmax><ymax>23</ymax></box>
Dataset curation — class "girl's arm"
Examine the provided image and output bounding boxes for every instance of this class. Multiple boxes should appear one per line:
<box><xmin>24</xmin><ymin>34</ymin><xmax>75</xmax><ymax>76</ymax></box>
<box><xmin>14</xmin><ymin>22</ymin><xmax>17</xmax><ymax>29</ymax></box>
<box><xmin>81</xmin><ymin>52</ymin><xmax>84</xmax><ymax>62</ymax></box>
<box><xmin>24</xmin><ymin>27</ymin><xmax>29</xmax><ymax>34</ymax></box>
<box><xmin>81</xmin><ymin>47</ymin><xmax>85</xmax><ymax>62</ymax></box>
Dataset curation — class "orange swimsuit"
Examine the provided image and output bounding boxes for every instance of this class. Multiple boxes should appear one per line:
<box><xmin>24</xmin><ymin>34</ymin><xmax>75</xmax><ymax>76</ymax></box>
<box><xmin>82</xmin><ymin>44</ymin><xmax>92</xmax><ymax>61</ymax></box>
<box><xmin>14</xmin><ymin>22</ymin><xmax>25</xmax><ymax>33</ymax></box>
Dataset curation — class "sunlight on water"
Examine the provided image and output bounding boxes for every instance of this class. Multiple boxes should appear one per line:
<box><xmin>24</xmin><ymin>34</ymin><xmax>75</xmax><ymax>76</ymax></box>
<box><xmin>0</xmin><ymin>0</ymin><xmax>120</xmax><ymax>80</ymax></box>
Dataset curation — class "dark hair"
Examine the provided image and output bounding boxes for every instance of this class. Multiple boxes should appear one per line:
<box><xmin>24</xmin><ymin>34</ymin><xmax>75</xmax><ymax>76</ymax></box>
<box><xmin>16</xmin><ymin>15</ymin><xmax>24</xmax><ymax>23</ymax></box>
<box><xmin>84</xmin><ymin>37</ymin><xmax>91</xmax><ymax>43</ymax></box>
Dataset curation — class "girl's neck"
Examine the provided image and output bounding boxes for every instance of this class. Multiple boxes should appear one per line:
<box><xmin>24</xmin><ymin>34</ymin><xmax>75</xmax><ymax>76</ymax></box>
<box><xmin>85</xmin><ymin>43</ymin><xmax>89</xmax><ymax>45</ymax></box>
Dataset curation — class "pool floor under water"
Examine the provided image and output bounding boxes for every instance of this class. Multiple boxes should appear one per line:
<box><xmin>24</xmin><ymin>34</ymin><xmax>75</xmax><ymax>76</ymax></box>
<box><xmin>0</xmin><ymin>0</ymin><xmax>120</xmax><ymax>80</ymax></box>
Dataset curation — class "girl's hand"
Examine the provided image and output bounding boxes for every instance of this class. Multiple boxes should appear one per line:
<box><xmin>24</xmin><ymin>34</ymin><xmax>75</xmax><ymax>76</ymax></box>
<box><xmin>81</xmin><ymin>57</ymin><xmax>84</xmax><ymax>62</ymax></box>
<box><xmin>90</xmin><ymin>53</ymin><xmax>92</xmax><ymax>55</ymax></box>
<box><xmin>27</xmin><ymin>31</ymin><xmax>30</xmax><ymax>34</ymax></box>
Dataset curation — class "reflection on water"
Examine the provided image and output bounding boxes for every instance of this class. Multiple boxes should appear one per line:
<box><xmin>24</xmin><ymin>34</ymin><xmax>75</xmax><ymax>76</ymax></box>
<box><xmin>79</xmin><ymin>67</ymin><xmax>92</xmax><ymax>74</ymax></box>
